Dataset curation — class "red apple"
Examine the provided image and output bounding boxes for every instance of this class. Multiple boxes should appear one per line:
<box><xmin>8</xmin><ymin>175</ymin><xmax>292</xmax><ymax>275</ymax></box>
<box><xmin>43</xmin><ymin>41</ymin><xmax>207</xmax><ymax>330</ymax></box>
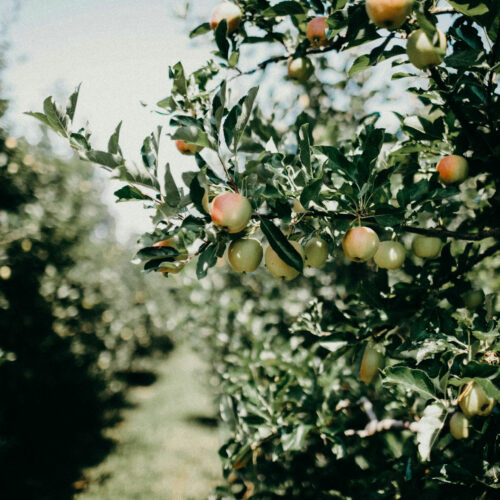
<box><xmin>307</xmin><ymin>17</ymin><xmax>328</xmax><ymax>47</ymax></box>
<box><xmin>211</xmin><ymin>192</ymin><xmax>252</xmax><ymax>234</ymax></box>
<box><xmin>342</xmin><ymin>226</ymin><xmax>379</xmax><ymax>262</ymax></box>
<box><xmin>436</xmin><ymin>155</ymin><xmax>468</xmax><ymax>184</ymax></box>
<box><xmin>210</xmin><ymin>2</ymin><xmax>242</xmax><ymax>34</ymax></box>
<box><xmin>175</xmin><ymin>140</ymin><xmax>202</xmax><ymax>155</ymax></box>
<box><xmin>366</xmin><ymin>0</ymin><xmax>414</xmax><ymax>29</ymax></box>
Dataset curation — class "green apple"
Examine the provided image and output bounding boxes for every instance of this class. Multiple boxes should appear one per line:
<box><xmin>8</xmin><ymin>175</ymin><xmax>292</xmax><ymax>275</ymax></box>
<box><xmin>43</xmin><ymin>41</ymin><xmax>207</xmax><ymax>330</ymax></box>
<box><xmin>374</xmin><ymin>241</ymin><xmax>406</xmax><ymax>269</ymax></box>
<box><xmin>449</xmin><ymin>412</ymin><xmax>469</xmax><ymax>440</ymax></box>
<box><xmin>406</xmin><ymin>28</ymin><xmax>447</xmax><ymax>69</ymax></box>
<box><xmin>463</xmin><ymin>289</ymin><xmax>485</xmax><ymax>310</ymax></box>
<box><xmin>304</xmin><ymin>237</ymin><xmax>328</xmax><ymax>267</ymax></box>
<box><xmin>360</xmin><ymin>345</ymin><xmax>384</xmax><ymax>384</ymax></box>
<box><xmin>459</xmin><ymin>383</ymin><xmax>496</xmax><ymax>417</ymax></box>
<box><xmin>228</xmin><ymin>238</ymin><xmax>263</xmax><ymax>273</ymax></box>
<box><xmin>265</xmin><ymin>241</ymin><xmax>304</xmax><ymax>281</ymax></box>
<box><xmin>288</xmin><ymin>57</ymin><xmax>314</xmax><ymax>82</ymax></box>
<box><xmin>412</xmin><ymin>235</ymin><xmax>442</xmax><ymax>259</ymax></box>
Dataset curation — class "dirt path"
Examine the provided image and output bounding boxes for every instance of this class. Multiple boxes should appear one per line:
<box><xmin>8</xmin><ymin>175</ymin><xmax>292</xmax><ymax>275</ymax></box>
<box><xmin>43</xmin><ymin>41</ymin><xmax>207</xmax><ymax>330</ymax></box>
<box><xmin>77</xmin><ymin>345</ymin><xmax>222</xmax><ymax>500</ymax></box>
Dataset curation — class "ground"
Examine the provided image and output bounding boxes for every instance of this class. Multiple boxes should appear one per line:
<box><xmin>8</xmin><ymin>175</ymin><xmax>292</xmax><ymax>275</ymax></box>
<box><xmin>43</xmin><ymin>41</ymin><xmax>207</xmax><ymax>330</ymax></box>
<box><xmin>77</xmin><ymin>345</ymin><xmax>222</xmax><ymax>500</ymax></box>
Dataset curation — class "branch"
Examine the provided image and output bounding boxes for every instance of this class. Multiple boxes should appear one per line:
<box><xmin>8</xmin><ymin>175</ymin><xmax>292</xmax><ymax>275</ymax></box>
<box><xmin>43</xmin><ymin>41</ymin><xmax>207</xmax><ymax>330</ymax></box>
<box><xmin>253</xmin><ymin>210</ymin><xmax>500</xmax><ymax>241</ymax></box>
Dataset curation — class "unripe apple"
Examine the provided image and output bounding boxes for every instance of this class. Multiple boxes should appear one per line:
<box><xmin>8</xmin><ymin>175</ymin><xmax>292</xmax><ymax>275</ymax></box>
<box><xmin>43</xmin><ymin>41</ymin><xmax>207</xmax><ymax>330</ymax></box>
<box><xmin>293</xmin><ymin>199</ymin><xmax>306</xmax><ymax>213</ymax></box>
<box><xmin>366</xmin><ymin>0</ymin><xmax>414</xmax><ymax>29</ymax></box>
<box><xmin>210</xmin><ymin>2</ymin><xmax>242</xmax><ymax>34</ymax></box>
<box><xmin>304</xmin><ymin>237</ymin><xmax>328</xmax><ymax>267</ymax></box>
<box><xmin>228</xmin><ymin>238</ymin><xmax>263</xmax><ymax>273</ymax></box>
<box><xmin>459</xmin><ymin>383</ymin><xmax>496</xmax><ymax>417</ymax></box>
<box><xmin>436</xmin><ymin>155</ymin><xmax>468</xmax><ymax>184</ymax></box>
<box><xmin>288</xmin><ymin>57</ymin><xmax>314</xmax><ymax>83</ymax></box>
<box><xmin>211</xmin><ymin>192</ymin><xmax>252</xmax><ymax>234</ymax></box>
<box><xmin>342</xmin><ymin>226</ymin><xmax>379</xmax><ymax>262</ymax></box>
<box><xmin>374</xmin><ymin>241</ymin><xmax>406</xmax><ymax>270</ymax></box>
<box><xmin>463</xmin><ymin>289</ymin><xmax>485</xmax><ymax>310</ymax></box>
<box><xmin>449</xmin><ymin>412</ymin><xmax>469</xmax><ymax>440</ymax></box>
<box><xmin>360</xmin><ymin>345</ymin><xmax>384</xmax><ymax>384</ymax></box>
<box><xmin>152</xmin><ymin>238</ymin><xmax>188</xmax><ymax>274</ymax></box>
<box><xmin>265</xmin><ymin>241</ymin><xmax>304</xmax><ymax>281</ymax></box>
<box><xmin>406</xmin><ymin>28</ymin><xmax>447</xmax><ymax>69</ymax></box>
<box><xmin>307</xmin><ymin>17</ymin><xmax>328</xmax><ymax>47</ymax></box>
<box><xmin>411</xmin><ymin>235</ymin><xmax>442</xmax><ymax>259</ymax></box>
<box><xmin>175</xmin><ymin>140</ymin><xmax>203</xmax><ymax>155</ymax></box>
<box><xmin>202</xmin><ymin>190</ymin><xmax>211</xmax><ymax>214</ymax></box>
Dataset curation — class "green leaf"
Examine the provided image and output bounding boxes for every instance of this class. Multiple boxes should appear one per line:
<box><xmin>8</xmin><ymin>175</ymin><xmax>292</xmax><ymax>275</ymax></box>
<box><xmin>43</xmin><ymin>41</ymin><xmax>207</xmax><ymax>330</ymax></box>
<box><xmin>234</xmin><ymin>86</ymin><xmax>259</xmax><ymax>151</ymax></box>
<box><xmin>116</xmin><ymin>162</ymin><xmax>161</xmax><ymax>191</ymax></box>
<box><xmin>164</xmin><ymin>163</ymin><xmax>181</xmax><ymax>208</ymax></box>
<box><xmin>43</xmin><ymin>96</ymin><xmax>70</xmax><ymax>137</ymax></box>
<box><xmin>300</xmin><ymin>177</ymin><xmax>323</xmax><ymax>208</ymax></box>
<box><xmin>262</xmin><ymin>1</ymin><xmax>306</xmax><ymax>17</ymax></box>
<box><xmin>169</xmin><ymin>62</ymin><xmax>188</xmax><ymax>97</ymax></box>
<box><xmin>65</xmin><ymin>83</ymin><xmax>81</xmax><ymax>121</ymax></box>
<box><xmin>259</xmin><ymin>217</ymin><xmax>303</xmax><ymax>273</ymax></box>
<box><xmin>108</xmin><ymin>121</ymin><xmax>123</xmax><ymax>155</ymax></box>
<box><xmin>196</xmin><ymin>244</ymin><xmax>218</xmax><ymax>279</ymax></box>
<box><xmin>85</xmin><ymin>150</ymin><xmax>124</xmax><ymax>168</ymax></box>
<box><xmin>448</xmin><ymin>377</ymin><xmax>500</xmax><ymax>402</ymax></box>
<box><xmin>114</xmin><ymin>185</ymin><xmax>150</xmax><ymax>202</ymax></box>
<box><xmin>281</xmin><ymin>425</ymin><xmax>313</xmax><ymax>451</ymax></box>
<box><xmin>214</xmin><ymin>19</ymin><xmax>229</xmax><ymax>60</ymax></box>
<box><xmin>448</xmin><ymin>0</ymin><xmax>489</xmax><ymax>17</ymax></box>
<box><xmin>135</xmin><ymin>246</ymin><xmax>179</xmax><ymax>262</ymax></box>
<box><xmin>413</xmin><ymin>404</ymin><xmax>445</xmax><ymax>461</ymax></box>
<box><xmin>24</xmin><ymin>111</ymin><xmax>52</xmax><ymax>128</ymax></box>
<box><xmin>172</xmin><ymin>126</ymin><xmax>212</xmax><ymax>149</ymax></box>
<box><xmin>384</xmin><ymin>366</ymin><xmax>437</xmax><ymax>401</ymax></box>
<box><xmin>190</xmin><ymin>22</ymin><xmax>211</xmax><ymax>38</ymax></box>
<box><xmin>348</xmin><ymin>42</ymin><xmax>405</xmax><ymax>76</ymax></box>
<box><xmin>298</xmin><ymin>123</ymin><xmax>311</xmax><ymax>175</ymax></box>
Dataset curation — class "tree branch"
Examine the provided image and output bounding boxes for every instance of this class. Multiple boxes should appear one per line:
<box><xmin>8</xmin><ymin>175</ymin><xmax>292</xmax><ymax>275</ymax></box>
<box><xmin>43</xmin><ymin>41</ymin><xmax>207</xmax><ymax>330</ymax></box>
<box><xmin>253</xmin><ymin>210</ymin><xmax>500</xmax><ymax>241</ymax></box>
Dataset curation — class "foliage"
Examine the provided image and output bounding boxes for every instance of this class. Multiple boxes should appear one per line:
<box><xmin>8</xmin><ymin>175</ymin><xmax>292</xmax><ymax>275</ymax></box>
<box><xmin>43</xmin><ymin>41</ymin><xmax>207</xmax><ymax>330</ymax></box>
<box><xmin>30</xmin><ymin>0</ymin><xmax>499</xmax><ymax>498</ymax></box>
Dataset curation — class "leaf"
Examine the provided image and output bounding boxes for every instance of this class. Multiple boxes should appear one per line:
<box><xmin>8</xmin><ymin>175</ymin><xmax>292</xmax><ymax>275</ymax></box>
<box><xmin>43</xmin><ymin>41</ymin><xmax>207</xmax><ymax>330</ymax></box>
<box><xmin>169</xmin><ymin>62</ymin><xmax>188</xmax><ymax>97</ymax></box>
<box><xmin>300</xmin><ymin>177</ymin><xmax>323</xmax><ymax>209</ymax></box>
<box><xmin>114</xmin><ymin>185</ymin><xmax>150</xmax><ymax>202</ymax></box>
<box><xmin>172</xmin><ymin>126</ymin><xmax>212</xmax><ymax>149</ymax></box>
<box><xmin>190</xmin><ymin>22</ymin><xmax>211</xmax><ymax>38</ymax></box>
<box><xmin>108</xmin><ymin>121</ymin><xmax>123</xmax><ymax>155</ymax></box>
<box><xmin>262</xmin><ymin>1</ymin><xmax>306</xmax><ymax>17</ymax></box>
<box><xmin>65</xmin><ymin>83</ymin><xmax>81</xmax><ymax>121</ymax></box>
<box><xmin>214</xmin><ymin>19</ymin><xmax>229</xmax><ymax>60</ymax></box>
<box><xmin>164</xmin><ymin>163</ymin><xmax>180</xmax><ymax>208</ymax></box>
<box><xmin>448</xmin><ymin>377</ymin><xmax>500</xmax><ymax>402</ymax></box>
<box><xmin>281</xmin><ymin>425</ymin><xmax>313</xmax><ymax>451</ymax></box>
<box><xmin>24</xmin><ymin>111</ymin><xmax>52</xmax><ymax>128</ymax></box>
<box><xmin>43</xmin><ymin>96</ymin><xmax>70</xmax><ymax>137</ymax></box>
<box><xmin>383</xmin><ymin>366</ymin><xmax>437</xmax><ymax>401</ymax></box>
<box><xmin>414</xmin><ymin>404</ymin><xmax>445</xmax><ymax>461</ymax></box>
<box><xmin>259</xmin><ymin>217</ymin><xmax>303</xmax><ymax>273</ymax></box>
<box><xmin>116</xmin><ymin>162</ymin><xmax>161</xmax><ymax>191</ymax></box>
<box><xmin>348</xmin><ymin>42</ymin><xmax>405</xmax><ymax>76</ymax></box>
<box><xmin>447</xmin><ymin>0</ymin><xmax>489</xmax><ymax>17</ymax></box>
<box><xmin>196</xmin><ymin>244</ymin><xmax>218</xmax><ymax>279</ymax></box>
<box><xmin>85</xmin><ymin>150</ymin><xmax>124</xmax><ymax>168</ymax></box>
<box><xmin>233</xmin><ymin>86</ymin><xmax>259</xmax><ymax>150</ymax></box>
<box><xmin>135</xmin><ymin>246</ymin><xmax>179</xmax><ymax>262</ymax></box>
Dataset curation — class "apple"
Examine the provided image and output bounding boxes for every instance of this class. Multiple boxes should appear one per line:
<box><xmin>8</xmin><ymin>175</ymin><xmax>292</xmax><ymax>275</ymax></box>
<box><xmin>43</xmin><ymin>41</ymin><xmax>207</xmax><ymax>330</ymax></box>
<box><xmin>412</xmin><ymin>235</ymin><xmax>442</xmax><ymax>259</ymax></box>
<box><xmin>211</xmin><ymin>192</ymin><xmax>252</xmax><ymax>234</ymax></box>
<box><xmin>342</xmin><ymin>226</ymin><xmax>379</xmax><ymax>262</ymax></box>
<box><xmin>175</xmin><ymin>140</ymin><xmax>202</xmax><ymax>155</ymax></box>
<box><xmin>373</xmin><ymin>241</ymin><xmax>406</xmax><ymax>270</ymax></box>
<box><xmin>307</xmin><ymin>17</ymin><xmax>328</xmax><ymax>47</ymax></box>
<box><xmin>265</xmin><ymin>241</ymin><xmax>304</xmax><ymax>281</ymax></box>
<box><xmin>459</xmin><ymin>383</ymin><xmax>496</xmax><ymax>417</ymax></box>
<box><xmin>288</xmin><ymin>57</ymin><xmax>314</xmax><ymax>83</ymax></box>
<box><xmin>406</xmin><ymin>28</ymin><xmax>447</xmax><ymax>69</ymax></box>
<box><xmin>449</xmin><ymin>412</ymin><xmax>469</xmax><ymax>440</ymax></box>
<box><xmin>360</xmin><ymin>345</ymin><xmax>384</xmax><ymax>384</ymax></box>
<box><xmin>152</xmin><ymin>238</ymin><xmax>188</xmax><ymax>274</ymax></box>
<box><xmin>210</xmin><ymin>2</ymin><xmax>242</xmax><ymax>34</ymax></box>
<box><xmin>366</xmin><ymin>0</ymin><xmax>414</xmax><ymax>29</ymax></box>
<box><xmin>436</xmin><ymin>155</ymin><xmax>468</xmax><ymax>184</ymax></box>
<box><xmin>463</xmin><ymin>289</ymin><xmax>485</xmax><ymax>310</ymax></box>
<box><xmin>228</xmin><ymin>238</ymin><xmax>263</xmax><ymax>273</ymax></box>
<box><xmin>304</xmin><ymin>237</ymin><xmax>328</xmax><ymax>267</ymax></box>
<box><xmin>293</xmin><ymin>199</ymin><xmax>306</xmax><ymax>213</ymax></box>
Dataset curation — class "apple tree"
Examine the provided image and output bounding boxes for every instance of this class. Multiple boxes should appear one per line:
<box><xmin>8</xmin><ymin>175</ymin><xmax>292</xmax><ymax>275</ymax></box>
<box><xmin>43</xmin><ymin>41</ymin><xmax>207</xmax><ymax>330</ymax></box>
<box><xmin>29</xmin><ymin>0</ymin><xmax>499</xmax><ymax>497</ymax></box>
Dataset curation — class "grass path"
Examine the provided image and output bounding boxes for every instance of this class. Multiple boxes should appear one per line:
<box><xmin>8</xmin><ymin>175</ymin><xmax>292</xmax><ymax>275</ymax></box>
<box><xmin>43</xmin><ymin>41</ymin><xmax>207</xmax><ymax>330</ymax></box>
<box><xmin>77</xmin><ymin>345</ymin><xmax>222</xmax><ymax>500</ymax></box>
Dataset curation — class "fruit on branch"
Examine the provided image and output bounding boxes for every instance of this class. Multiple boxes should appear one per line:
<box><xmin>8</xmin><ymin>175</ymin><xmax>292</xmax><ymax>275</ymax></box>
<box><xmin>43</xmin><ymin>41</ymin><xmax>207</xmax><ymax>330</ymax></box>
<box><xmin>288</xmin><ymin>57</ymin><xmax>314</xmax><ymax>82</ymax></box>
<box><xmin>210</xmin><ymin>2</ymin><xmax>242</xmax><ymax>34</ymax></box>
<box><xmin>211</xmin><ymin>192</ymin><xmax>252</xmax><ymax>234</ymax></box>
<box><xmin>406</xmin><ymin>28</ymin><xmax>447</xmax><ymax>69</ymax></box>
<box><xmin>152</xmin><ymin>238</ymin><xmax>188</xmax><ymax>274</ymax></box>
<box><xmin>202</xmin><ymin>190</ymin><xmax>211</xmax><ymax>214</ymax></box>
<box><xmin>175</xmin><ymin>140</ymin><xmax>203</xmax><ymax>155</ymax></box>
<box><xmin>449</xmin><ymin>412</ymin><xmax>469</xmax><ymax>440</ymax></box>
<box><xmin>307</xmin><ymin>17</ymin><xmax>328</xmax><ymax>47</ymax></box>
<box><xmin>365</xmin><ymin>0</ymin><xmax>414</xmax><ymax>29</ymax></box>
<box><xmin>373</xmin><ymin>241</ymin><xmax>406</xmax><ymax>269</ymax></box>
<box><xmin>293</xmin><ymin>199</ymin><xmax>306</xmax><ymax>213</ymax></box>
<box><xmin>360</xmin><ymin>345</ymin><xmax>384</xmax><ymax>384</ymax></box>
<box><xmin>265</xmin><ymin>241</ymin><xmax>304</xmax><ymax>281</ymax></box>
<box><xmin>228</xmin><ymin>238</ymin><xmax>263</xmax><ymax>272</ymax></box>
<box><xmin>342</xmin><ymin>226</ymin><xmax>379</xmax><ymax>262</ymax></box>
<box><xmin>463</xmin><ymin>289</ymin><xmax>485</xmax><ymax>310</ymax></box>
<box><xmin>459</xmin><ymin>383</ymin><xmax>496</xmax><ymax>417</ymax></box>
<box><xmin>436</xmin><ymin>155</ymin><xmax>468</xmax><ymax>184</ymax></box>
<box><xmin>411</xmin><ymin>235</ymin><xmax>442</xmax><ymax>259</ymax></box>
<box><xmin>304</xmin><ymin>237</ymin><xmax>328</xmax><ymax>267</ymax></box>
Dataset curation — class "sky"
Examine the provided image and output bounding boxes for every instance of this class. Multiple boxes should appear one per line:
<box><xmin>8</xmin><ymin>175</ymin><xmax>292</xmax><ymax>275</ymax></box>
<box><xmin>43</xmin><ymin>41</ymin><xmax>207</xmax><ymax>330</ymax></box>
<box><xmin>2</xmin><ymin>0</ymin><xmax>218</xmax><ymax>240</ymax></box>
